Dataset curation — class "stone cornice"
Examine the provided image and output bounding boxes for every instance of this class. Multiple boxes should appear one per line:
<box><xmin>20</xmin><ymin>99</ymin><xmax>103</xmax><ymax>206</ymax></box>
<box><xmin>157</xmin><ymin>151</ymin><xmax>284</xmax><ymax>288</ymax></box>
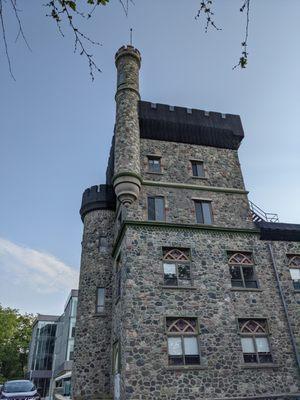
<box><xmin>142</xmin><ymin>180</ymin><xmax>248</xmax><ymax>195</ymax></box>
<box><xmin>112</xmin><ymin>220</ymin><xmax>260</xmax><ymax>258</ymax></box>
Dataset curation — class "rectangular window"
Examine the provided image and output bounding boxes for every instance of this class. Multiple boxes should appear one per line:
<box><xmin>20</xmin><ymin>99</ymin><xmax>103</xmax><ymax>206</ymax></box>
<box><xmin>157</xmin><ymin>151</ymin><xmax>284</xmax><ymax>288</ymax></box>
<box><xmin>288</xmin><ymin>255</ymin><xmax>300</xmax><ymax>290</ymax></box>
<box><xmin>99</xmin><ymin>235</ymin><xmax>108</xmax><ymax>252</ymax></box>
<box><xmin>148</xmin><ymin>196</ymin><xmax>165</xmax><ymax>221</ymax></box>
<box><xmin>116</xmin><ymin>257</ymin><xmax>121</xmax><ymax>300</ymax></box>
<box><xmin>148</xmin><ymin>156</ymin><xmax>161</xmax><ymax>173</ymax></box>
<box><xmin>166</xmin><ymin>317</ymin><xmax>200</xmax><ymax>366</ymax></box>
<box><xmin>194</xmin><ymin>201</ymin><xmax>213</xmax><ymax>224</ymax></box>
<box><xmin>239</xmin><ymin>319</ymin><xmax>273</xmax><ymax>364</ymax></box>
<box><xmin>112</xmin><ymin>341</ymin><xmax>121</xmax><ymax>375</ymax></box>
<box><xmin>96</xmin><ymin>288</ymin><xmax>105</xmax><ymax>313</ymax></box>
<box><xmin>191</xmin><ymin>161</ymin><xmax>204</xmax><ymax>177</ymax></box>
<box><xmin>228</xmin><ymin>252</ymin><xmax>258</xmax><ymax>289</ymax></box>
<box><xmin>290</xmin><ymin>269</ymin><xmax>300</xmax><ymax>290</ymax></box>
<box><xmin>163</xmin><ymin>248</ymin><xmax>191</xmax><ymax>287</ymax></box>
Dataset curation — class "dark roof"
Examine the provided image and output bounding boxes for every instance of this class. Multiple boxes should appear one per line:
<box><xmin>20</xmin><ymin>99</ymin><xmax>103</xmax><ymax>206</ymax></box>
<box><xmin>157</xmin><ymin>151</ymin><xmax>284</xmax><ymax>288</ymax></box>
<box><xmin>80</xmin><ymin>185</ymin><xmax>116</xmax><ymax>221</ymax></box>
<box><xmin>138</xmin><ymin>101</ymin><xmax>244</xmax><ymax>150</ymax></box>
<box><xmin>258</xmin><ymin>221</ymin><xmax>300</xmax><ymax>242</ymax></box>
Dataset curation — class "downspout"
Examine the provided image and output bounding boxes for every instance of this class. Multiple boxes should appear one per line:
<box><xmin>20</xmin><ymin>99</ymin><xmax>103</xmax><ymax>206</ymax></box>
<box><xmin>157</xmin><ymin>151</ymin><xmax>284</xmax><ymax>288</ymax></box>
<box><xmin>268</xmin><ymin>243</ymin><xmax>300</xmax><ymax>372</ymax></box>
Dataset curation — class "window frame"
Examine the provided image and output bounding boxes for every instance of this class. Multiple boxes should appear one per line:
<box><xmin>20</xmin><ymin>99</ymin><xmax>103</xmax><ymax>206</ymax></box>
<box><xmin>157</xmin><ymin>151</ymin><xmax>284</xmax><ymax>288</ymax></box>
<box><xmin>115</xmin><ymin>255</ymin><xmax>122</xmax><ymax>302</ymax></box>
<box><xmin>238</xmin><ymin>319</ymin><xmax>273</xmax><ymax>365</ymax></box>
<box><xmin>147</xmin><ymin>155</ymin><xmax>162</xmax><ymax>174</ymax></box>
<box><xmin>228</xmin><ymin>252</ymin><xmax>259</xmax><ymax>290</ymax></box>
<box><xmin>287</xmin><ymin>255</ymin><xmax>300</xmax><ymax>290</ymax></box>
<box><xmin>190</xmin><ymin>159</ymin><xmax>205</xmax><ymax>178</ymax></box>
<box><xmin>166</xmin><ymin>317</ymin><xmax>201</xmax><ymax>366</ymax></box>
<box><xmin>194</xmin><ymin>199</ymin><xmax>213</xmax><ymax>225</ymax></box>
<box><xmin>96</xmin><ymin>287</ymin><xmax>105</xmax><ymax>314</ymax></box>
<box><xmin>162</xmin><ymin>248</ymin><xmax>192</xmax><ymax>288</ymax></box>
<box><xmin>147</xmin><ymin>196</ymin><xmax>166</xmax><ymax>222</ymax></box>
<box><xmin>112</xmin><ymin>340</ymin><xmax>121</xmax><ymax>375</ymax></box>
<box><xmin>98</xmin><ymin>235</ymin><xmax>108</xmax><ymax>252</ymax></box>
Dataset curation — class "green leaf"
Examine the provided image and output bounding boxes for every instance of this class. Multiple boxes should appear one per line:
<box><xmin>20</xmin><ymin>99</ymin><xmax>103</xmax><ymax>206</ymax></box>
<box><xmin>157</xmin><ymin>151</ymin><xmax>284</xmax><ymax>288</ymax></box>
<box><xmin>68</xmin><ymin>1</ymin><xmax>76</xmax><ymax>11</ymax></box>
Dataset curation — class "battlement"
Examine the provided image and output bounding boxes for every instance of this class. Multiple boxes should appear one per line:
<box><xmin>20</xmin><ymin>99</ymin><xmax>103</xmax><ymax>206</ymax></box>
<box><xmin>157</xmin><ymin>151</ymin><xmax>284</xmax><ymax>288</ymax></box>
<box><xmin>115</xmin><ymin>45</ymin><xmax>141</xmax><ymax>66</ymax></box>
<box><xmin>138</xmin><ymin>101</ymin><xmax>244</xmax><ymax>150</ymax></box>
<box><xmin>80</xmin><ymin>184</ymin><xmax>116</xmax><ymax>221</ymax></box>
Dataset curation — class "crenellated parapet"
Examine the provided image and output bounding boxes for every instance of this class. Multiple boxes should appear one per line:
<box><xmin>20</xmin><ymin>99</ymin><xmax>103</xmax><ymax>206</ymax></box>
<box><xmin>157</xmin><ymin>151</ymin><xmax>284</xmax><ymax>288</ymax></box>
<box><xmin>80</xmin><ymin>184</ymin><xmax>116</xmax><ymax>221</ymax></box>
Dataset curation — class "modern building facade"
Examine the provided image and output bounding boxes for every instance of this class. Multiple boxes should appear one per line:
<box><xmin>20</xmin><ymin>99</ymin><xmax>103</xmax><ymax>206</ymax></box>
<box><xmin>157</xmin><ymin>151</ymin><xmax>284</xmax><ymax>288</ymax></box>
<box><xmin>27</xmin><ymin>315</ymin><xmax>59</xmax><ymax>398</ymax></box>
<box><xmin>51</xmin><ymin>290</ymin><xmax>78</xmax><ymax>399</ymax></box>
<box><xmin>28</xmin><ymin>290</ymin><xmax>78</xmax><ymax>400</ymax></box>
<box><xmin>72</xmin><ymin>45</ymin><xmax>300</xmax><ymax>400</ymax></box>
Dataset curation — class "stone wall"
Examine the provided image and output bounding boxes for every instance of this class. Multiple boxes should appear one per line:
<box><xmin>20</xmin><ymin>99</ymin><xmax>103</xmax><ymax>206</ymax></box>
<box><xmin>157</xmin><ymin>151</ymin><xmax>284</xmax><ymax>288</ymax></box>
<box><xmin>114</xmin><ymin>225</ymin><xmax>300</xmax><ymax>400</ymax></box>
<box><xmin>125</xmin><ymin>185</ymin><xmax>254</xmax><ymax>230</ymax></box>
<box><xmin>72</xmin><ymin>209</ymin><xmax>115</xmax><ymax>400</ymax></box>
<box><xmin>140</xmin><ymin>139</ymin><xmax>246</xmax><ymax>189</ymax></box>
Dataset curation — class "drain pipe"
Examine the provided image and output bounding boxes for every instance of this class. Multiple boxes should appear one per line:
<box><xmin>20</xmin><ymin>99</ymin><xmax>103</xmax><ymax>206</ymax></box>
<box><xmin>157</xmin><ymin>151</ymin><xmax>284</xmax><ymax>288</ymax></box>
<box><xmin>268</xmin><ymin>243</ymin><xmax>300</xmax><ymax>372</ymax></box>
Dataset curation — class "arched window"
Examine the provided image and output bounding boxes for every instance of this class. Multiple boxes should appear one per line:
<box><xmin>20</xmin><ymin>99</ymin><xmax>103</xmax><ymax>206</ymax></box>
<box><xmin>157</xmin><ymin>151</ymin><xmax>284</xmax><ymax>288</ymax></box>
<box><xmin>163</xmin><ymin>248</ymin><xmax>191</xmax><ymax>287</ymax></box>
<box><xmin>166</xmin><ymin>317</ymin><xmax>200</xmax><ymax>366</ymax></box>
<box><xmin>164</xmin><ymin>248</ymin><xmax>189</xmax><ymax>261</ymax></box>
<box><xmin>228</xmin><ymin>252</ymin><xmax>253</xmax><ymax>265</ymax></box>
<box><xmin>228</xmin><ymin>252</ymin><xmax>258</xmax><ymax>289</ymax></box>
<box><xmin>288</xmin><ymin>255</ymin><xmax>300</xmax><ymax>290</ymax></box>
<box><xmin>239</xmin><ymin>319</ymin><xmax>272</xmax><ymax>364</ymax></box>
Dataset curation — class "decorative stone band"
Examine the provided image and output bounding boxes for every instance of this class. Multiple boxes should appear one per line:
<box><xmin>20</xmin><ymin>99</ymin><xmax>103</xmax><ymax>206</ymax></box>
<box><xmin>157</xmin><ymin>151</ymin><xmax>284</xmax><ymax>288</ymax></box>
<box><xmin>143</xmin><ymin>179</ymin><xmax>249</xmax><ymax>195</ymax></box>
<box><xmin>112</xmin><ymin>220</ymin><xmax>261</xmax><ymax>258</ymax></box>
<box><xmin>80</xmin><ymin>184</ymin><xmax>116</xmax><ymax>222</ymax></box>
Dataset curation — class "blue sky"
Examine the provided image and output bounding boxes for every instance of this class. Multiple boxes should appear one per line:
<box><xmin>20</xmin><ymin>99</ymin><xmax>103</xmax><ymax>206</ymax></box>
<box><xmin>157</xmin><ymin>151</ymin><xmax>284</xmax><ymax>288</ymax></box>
<box><xmin>1</xmin><ymin>0</ymin><xmax>299</xmax><ymax>315</ymax></box>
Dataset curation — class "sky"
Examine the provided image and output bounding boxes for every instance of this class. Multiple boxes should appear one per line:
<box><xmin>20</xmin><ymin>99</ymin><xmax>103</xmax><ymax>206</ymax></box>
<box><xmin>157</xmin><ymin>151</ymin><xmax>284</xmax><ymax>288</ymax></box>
<box><xmin>1</xmin><ymin>0</ymin><xmax>299</xmax><ymax>315</ymax></box>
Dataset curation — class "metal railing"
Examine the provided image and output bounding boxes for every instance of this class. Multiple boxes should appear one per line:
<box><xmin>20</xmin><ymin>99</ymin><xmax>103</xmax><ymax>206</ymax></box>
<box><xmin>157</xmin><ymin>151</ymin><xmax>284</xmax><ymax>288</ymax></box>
<box><xmin>249</xmin><ymin>200</ymin><xmax>279</xmax><ymax>223</ymax></box>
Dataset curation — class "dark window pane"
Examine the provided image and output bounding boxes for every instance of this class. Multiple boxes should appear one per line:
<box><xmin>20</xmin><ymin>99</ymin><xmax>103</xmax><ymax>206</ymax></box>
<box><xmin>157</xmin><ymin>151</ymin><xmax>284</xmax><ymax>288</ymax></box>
<box><xmin>178</xmin><ymin>264</ymin><xmax>191</xmax><ymax>280</ymax></box>
<box><xmin>148</xmin><ymin>197</ymin><xmax>156</xmax><ymax>221</ymax></box>
<box><xmin>191</xmin><ymin>161</ymin><xmax>204</xmax><ymax>177</ymax></box>
<box><xmin>169</xmin><ymin>355</ymin><xmax>184</xmax><ymax>365</ymax></box>
<box><xmin>148</xmin><ymin>158</ymin><xmax>161</xmax><ymax>173</ymax></box>
<box><xmin>202</xmin><ymin>202</ymin><xmax>212</xmax><ymax>224</ymax></box>
<box><xmin>232</xmin><ymin>280</ymin><xmax>243</xmax><ymax>287</ymax></box>
<box><xmin>155</xmin><ymin>197</ymin><xmax>165</xmax><ymax>221</ymax></box>
<box><xmin>245</xmin><ymin>280</ymin><xmax>258</xmax><ymax>288</ymax></box>
<box><xmin>259</xmin><ymin>353</ymin><xmax>273</xmax><ymax>363</ymax></box>
<box><xmin>185</xmin><ymin>355</ymin><xmax>200</xmax><ymax>365</ymax></box>
<box><xmin>293</xmin><ymin>281</ymin><xmax>300</xmax><ymax>290</ymax></box>
<box><xmin>195</xmin><ymin>202</ymin><xmax>204</xmax><ymax>224</ymax></box>
<box><xmin>243</xmin><ymin>353</ymin><xmax>258</xmax><ymax>363</ymax></box>
<box><xmin>230</xmin><ymin>266</ymin><xmax>242</xmax><ymax>279</ymax></box>
<box><xmin>243</xmin><ymin>266</ymin><xmax>254</xmax><ymax>280</ymax></box>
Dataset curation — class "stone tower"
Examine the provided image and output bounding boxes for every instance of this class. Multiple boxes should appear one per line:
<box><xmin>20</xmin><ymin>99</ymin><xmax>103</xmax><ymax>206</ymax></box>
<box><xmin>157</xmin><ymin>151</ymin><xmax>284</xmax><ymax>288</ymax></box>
<box><xmin>72</xmin><ymin>46</ymin><xmax>300</xmax><ymax>400</ymax></box>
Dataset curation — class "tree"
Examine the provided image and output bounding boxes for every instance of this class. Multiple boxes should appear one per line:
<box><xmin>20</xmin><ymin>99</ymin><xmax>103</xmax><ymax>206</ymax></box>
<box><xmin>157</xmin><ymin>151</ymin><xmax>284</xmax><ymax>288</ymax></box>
<box><xmin>0</xmin><ymin>0</ymin><xmax>251</xmax><ymax>80</ymax></box>
<box><xmin>0</xmin><ymin>305</ymin><xmax>34</xmax><ymax>384</ymax></box>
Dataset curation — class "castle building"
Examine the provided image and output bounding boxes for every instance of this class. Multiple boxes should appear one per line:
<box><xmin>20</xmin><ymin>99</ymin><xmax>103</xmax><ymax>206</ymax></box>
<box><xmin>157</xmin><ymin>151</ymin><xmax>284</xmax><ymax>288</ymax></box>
<box><xmin>72</xmin><ymin>46</ymin><xmax>300</xmax><ymax>400</ymax></box>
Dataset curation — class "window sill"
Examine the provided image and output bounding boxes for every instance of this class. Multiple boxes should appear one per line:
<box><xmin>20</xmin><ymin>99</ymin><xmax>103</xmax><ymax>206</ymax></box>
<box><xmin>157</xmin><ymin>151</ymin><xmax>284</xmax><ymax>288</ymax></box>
<box><xmin>146</xmin><ymin>171</ymin><xmax>164</xmax><ymax>175</ymax></box>
<box><xmin>231</xmin><ymin>288</ymin><xmax>262</xmax><ymax>292</ymax></box>
<box><xmin>161</xmin><ymin>285</ymin><xmax>197</xmax><ymax>290</ymax></box>
<box><xmin>93</xmin><ymin>313</ymin><xmax>107</xmax><ymax>318</ymax></box>
<box><xmin>240</xmin><ymin>363</ymin><xmax>278</xmax><ymax>369</ymax></box>
<box><xmin>166</xmin><ymin>365</ymin><xmax>206</xmax><ymax>371</ymax></box>
<box><xmin>190</xmin><ymin>176</ymin><xmax>208</xmax><ymax>180</ymax></box>
<box><xmin>294</xmin><ymin>290</ymin><xmax>300</xmax><ymax>293</ymax></box>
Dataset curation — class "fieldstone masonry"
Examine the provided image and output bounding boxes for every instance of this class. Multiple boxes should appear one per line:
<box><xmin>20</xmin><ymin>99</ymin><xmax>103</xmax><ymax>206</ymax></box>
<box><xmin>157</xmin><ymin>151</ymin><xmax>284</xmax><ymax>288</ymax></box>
<box><xmin>72</xmin><ymin>45</ymin><xmax>300</xmax><ymax>400</ymax></box>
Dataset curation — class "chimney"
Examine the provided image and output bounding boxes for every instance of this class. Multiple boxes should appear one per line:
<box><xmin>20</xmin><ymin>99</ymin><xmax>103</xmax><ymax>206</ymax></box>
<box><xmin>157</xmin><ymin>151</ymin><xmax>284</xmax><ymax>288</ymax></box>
<box><xmin>113</xmin><ymin>45</ymin><xmax>142</xmax><ymax>206</ymax></box>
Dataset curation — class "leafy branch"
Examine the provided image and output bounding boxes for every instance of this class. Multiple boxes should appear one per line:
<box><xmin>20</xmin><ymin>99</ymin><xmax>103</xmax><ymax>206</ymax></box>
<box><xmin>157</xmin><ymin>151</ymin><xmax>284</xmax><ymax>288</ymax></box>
<box><xmin>196</xmin><ymin>0</ymin><xmax>252</xmax><ymax>69</ymax></box>
<box><xmin>0</xmin><ymin>0</ymin><xmax>132</xmax><ymax>80</ymax></box>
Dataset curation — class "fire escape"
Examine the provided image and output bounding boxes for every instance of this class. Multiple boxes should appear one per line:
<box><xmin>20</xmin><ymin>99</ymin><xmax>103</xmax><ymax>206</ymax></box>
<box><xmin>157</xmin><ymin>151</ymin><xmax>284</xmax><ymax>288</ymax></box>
<box><xmin>249</xmin><ymin>200</ymin><xmax>279</xmax><ymax>223</ymax></box>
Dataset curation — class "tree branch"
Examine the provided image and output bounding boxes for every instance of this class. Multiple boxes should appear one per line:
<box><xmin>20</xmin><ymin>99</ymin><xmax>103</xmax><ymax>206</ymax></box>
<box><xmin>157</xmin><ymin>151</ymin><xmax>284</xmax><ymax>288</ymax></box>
<box><xmin>0</xmin><ymin>0</ymin><xmax>16</xmax><ymax>80</ymax></box>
